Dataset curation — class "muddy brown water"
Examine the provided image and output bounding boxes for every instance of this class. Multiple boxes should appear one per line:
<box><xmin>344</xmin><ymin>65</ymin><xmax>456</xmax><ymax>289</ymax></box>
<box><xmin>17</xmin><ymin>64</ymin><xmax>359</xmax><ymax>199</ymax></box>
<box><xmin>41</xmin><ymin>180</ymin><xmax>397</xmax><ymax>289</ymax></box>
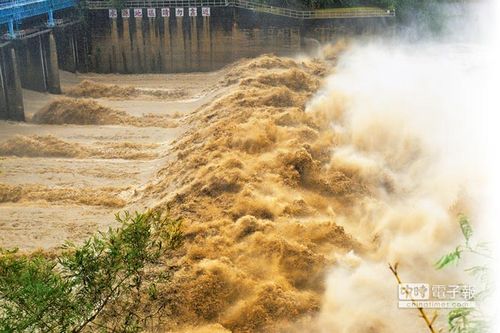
<box><xmin>0</xmin><ymin>69</ymin><xmax>224</xmax><ymax>250</ymax></box>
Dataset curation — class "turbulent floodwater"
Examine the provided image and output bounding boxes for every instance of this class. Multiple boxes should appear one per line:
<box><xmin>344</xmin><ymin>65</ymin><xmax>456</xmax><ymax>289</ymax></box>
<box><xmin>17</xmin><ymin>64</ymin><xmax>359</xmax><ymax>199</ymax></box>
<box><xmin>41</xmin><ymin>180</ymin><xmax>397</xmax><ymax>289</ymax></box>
<box><xmin>0</xmin><ymin>70</ymin><xmax>221</xmax><ymax>249</ymax></box>
<box><xmin>0</xmin><ymin>36</ymin><xmax>495</xmax><ymax>332</ymax></box>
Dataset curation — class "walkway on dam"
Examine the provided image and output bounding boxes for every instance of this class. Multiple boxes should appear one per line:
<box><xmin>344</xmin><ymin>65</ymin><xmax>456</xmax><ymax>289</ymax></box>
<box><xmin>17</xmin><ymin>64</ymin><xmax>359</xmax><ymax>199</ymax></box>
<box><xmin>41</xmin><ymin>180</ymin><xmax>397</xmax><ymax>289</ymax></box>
<box><xmin>0</xmin><ymin>0</ymin><xmax>75</xmax><ymax>37</ymax></box>
<box><xmin>86</xmin><ymin>0</ymin><xmax>395</xmax><ymax>19</ymax></box>
<box><xmin>1</xmin><ymin>0</ymin><xmax>394</xmax><ymax>39</ymax></box>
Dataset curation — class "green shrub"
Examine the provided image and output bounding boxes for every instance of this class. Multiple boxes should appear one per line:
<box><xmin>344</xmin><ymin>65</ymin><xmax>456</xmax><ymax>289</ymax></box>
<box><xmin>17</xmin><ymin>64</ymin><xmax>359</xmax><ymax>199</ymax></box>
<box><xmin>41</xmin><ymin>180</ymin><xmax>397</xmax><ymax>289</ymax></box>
<box><xmin>0</xmin><ymin>211</ymin><xmax>182</xmax><ymax>332</ymax></box>
<box><xmin>436</xmin><ymin>215</ymin><xmax>491</xmax><ymax>333</ymax></box>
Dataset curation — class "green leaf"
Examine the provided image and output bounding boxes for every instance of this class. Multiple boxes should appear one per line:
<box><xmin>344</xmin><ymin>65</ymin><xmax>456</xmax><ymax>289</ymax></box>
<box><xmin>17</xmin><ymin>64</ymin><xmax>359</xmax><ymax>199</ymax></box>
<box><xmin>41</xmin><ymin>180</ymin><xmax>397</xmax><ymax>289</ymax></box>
<box><xmin>435</xmin><ymin>246</ymin><xmax>462</xmax><ymax>269</ymax></box>
<box><xmin>448</xmin><ymin>308</ymin><xmax>472</xmax><ymax>332</ymax></box>
<box><xmin>458</xmin><ymin>214</ymin><xmax>473</xmax><ymax>245</ymax></box>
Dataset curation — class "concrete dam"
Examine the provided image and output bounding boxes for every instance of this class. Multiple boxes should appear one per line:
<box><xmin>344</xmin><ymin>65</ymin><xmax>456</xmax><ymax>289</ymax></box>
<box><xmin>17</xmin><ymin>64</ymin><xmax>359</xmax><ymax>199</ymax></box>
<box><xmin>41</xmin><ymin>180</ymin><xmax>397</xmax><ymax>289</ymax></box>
<box><xmin>0</xmin><ymin>0</ymin><xmax>394</xmax><ymax>120</ymax></box>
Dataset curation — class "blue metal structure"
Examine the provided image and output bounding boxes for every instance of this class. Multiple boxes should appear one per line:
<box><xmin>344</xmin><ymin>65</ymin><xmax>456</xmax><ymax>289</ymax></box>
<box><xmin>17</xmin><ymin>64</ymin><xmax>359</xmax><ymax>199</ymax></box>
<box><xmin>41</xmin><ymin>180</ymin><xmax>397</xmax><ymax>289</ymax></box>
<box><xmin>0</xmin><ymin>0</ymin><xmax>76</xmax><ymax>37</ymax></box>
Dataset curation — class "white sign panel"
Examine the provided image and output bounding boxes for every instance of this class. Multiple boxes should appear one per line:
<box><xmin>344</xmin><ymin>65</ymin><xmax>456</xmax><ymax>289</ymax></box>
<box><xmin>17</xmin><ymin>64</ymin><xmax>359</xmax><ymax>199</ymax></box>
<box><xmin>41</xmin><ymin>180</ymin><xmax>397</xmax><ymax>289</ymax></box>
<box><xmin>108</xmin><ymin>9</ymin><xmax>118</xmax><ymax>18</ymax></box>
<box><xmin>121</xmin><ymin>8</ymin><xmax>130</xmax><ymax>18</ymax></box>
<box><xmin>134</xmin><ymin>8</ymin><xmax>143</xmax><ymax>18</ymax></box>
<box><xmin>161</xmin><ymin>8</ymin><xmax>170</xmax><ymax>17</ymax></box>
<box><xmin>189</xmin><ymin>7</ymin><xmax>197</xmax><ymax>17</ymax></box>
<box><xmin>202</xmin><ymin>7</ymin><xmax>210</xmax><ymax>16</ymax></box>
<box><xmin>175</xmin><ymin>7</ymin><xmax>184</xmax><ymax>17</ymax></box>
<box><xmin>147</xmin><ymin>8</ymin><xmax>156</xmax><ymax>17</ymax></box>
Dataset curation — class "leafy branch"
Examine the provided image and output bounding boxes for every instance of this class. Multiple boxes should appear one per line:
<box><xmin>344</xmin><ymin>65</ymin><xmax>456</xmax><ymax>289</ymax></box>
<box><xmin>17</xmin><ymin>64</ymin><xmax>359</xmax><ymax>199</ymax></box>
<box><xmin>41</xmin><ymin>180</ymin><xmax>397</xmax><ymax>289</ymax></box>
<box><xmin>435</xmin><ymin>215</ymin><xmax>492</xmax><ymax>270</ymax></box>
<box><xmin>435</xmin><ymin>214</ymin><xmax>491</xmax><ymax>333</ymax></box>
<box><xmin>0</xmin><ymin>210</ymin><xmax>183</xmax><ymax>332</ymax></box>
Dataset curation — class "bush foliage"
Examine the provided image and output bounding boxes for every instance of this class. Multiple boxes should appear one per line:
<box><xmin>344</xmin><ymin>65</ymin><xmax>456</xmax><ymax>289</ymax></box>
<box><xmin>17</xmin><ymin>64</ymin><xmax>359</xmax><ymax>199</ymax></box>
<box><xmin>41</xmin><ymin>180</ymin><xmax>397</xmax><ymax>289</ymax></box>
<box><xmin>0</xmin><ymin>211</ymin><xmax>182</xmax><ymax>333</ymax></box>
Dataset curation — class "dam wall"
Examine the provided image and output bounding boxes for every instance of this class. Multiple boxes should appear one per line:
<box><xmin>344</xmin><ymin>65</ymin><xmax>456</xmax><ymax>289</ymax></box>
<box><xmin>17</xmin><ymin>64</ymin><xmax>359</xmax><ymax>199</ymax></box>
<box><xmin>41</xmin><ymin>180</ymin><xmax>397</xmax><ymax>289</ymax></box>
<box><xmin>86</xmin><ymin>7</ymin><xmax>393</xmax><ymax>73</ymax></box>
<box><xmin>53</xmin><ymin>21</ymin><xmax>90</xmax><ymax>73</ymax></box>
<box><xmin>0</xmin><ymin>5</ymin><xmax>393</xmax><ymax>120</ymax></box>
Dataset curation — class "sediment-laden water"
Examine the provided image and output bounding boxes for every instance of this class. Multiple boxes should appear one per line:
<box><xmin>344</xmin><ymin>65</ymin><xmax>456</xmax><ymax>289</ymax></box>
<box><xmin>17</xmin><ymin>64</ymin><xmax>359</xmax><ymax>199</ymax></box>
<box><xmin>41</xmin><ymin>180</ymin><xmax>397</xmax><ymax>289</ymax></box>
<box><xmin>0</xmin><ymin>36</ymin><xmax>493</xmax><ymax>332</ymax></box>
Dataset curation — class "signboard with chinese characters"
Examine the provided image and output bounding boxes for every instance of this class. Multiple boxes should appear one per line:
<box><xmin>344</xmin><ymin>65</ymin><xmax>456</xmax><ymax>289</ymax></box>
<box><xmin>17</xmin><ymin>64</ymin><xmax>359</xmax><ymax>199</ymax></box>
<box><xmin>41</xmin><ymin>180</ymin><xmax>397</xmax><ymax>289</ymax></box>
<box><xmin>189</xmin><ymin>7</ymin><xmax>197</xmax><ymax>17</ymax></box>
<box><xmin>108</xmin><ymin>9</ymin><xmax>118</xmax><ymax>18</ymax></box>
<box><xmin>161</xmin><ymin>8</ymin><xmax>170</xmax><ymax>17</ymax></box>
<box><xmin>121</xmin><ymin>8</ymin><xmax>130</xmax><ymax>18</ymax></box>
<box><xmin>147</xmin><ymin>8</ymin><xmax>156</xmax><ymax>18</ymax></box>
<box><xmin>175</xmin><ymin>8</ymin><xmax>184</xmax><ymax>17</ymax></box>
<box><xmin>201</xmin><ymin>7</ymin><xmax>210</xmax><ymax>17</ymax></box>
<box><xmin>134</xmin><ymin>8</ymin><xmax>143</xmax><ymax>18</ymax></box>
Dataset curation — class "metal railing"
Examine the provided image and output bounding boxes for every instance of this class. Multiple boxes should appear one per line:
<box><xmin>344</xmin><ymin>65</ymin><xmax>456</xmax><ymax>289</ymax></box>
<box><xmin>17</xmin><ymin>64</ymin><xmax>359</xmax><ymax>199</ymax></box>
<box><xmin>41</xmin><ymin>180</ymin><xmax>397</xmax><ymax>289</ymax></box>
<box><xmin>233</xmin><ymin>0</ymin><xmax>394</xmax><ymax>18</ymax></box>
<box><xmin>85</xmin><ymin>0</ymin><xmax>395</xmax><ymax>18</ymax></box>
<box><xmin>1</xmin><ymin>0</ymin><xmax>76</xmax><ymax>24</ymax></box>
<box><xmin>1</xmin><ymin>0</ymin><xmax>45</xmax><ymax>9</ymax></box>
<box><xmin>87</xmin><ymin>0</ymin><xmax>227</xmax><ymax>9</ymax></box>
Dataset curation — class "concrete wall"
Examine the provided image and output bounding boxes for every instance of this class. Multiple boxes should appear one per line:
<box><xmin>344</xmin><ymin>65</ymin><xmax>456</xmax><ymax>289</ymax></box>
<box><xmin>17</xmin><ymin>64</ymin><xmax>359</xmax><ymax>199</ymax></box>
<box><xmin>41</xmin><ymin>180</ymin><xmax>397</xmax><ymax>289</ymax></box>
<box><xmin>53</xmin><ymin>22</ymin><xmax>90</xmax><ymax>73</ymax></box>
<box><xmin>86</xmin><ymin>7</ymin><xmax>393</xmax><ymax>73</ymax></box>
<box><xmin>14</xmin><ymin>30</ymin><xmax>61</xmax><ymax>94</ymax></box>
<box><xmin>86</xmin><ymin>7</ymin><xmax>299</xmax><ymax>73</ymax></box>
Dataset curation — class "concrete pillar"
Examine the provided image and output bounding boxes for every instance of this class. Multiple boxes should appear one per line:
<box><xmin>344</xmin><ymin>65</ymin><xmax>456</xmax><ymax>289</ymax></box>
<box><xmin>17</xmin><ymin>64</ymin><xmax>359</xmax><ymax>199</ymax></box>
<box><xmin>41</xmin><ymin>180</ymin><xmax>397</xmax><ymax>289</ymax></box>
<box><xmin>201</xmin><ymin>16</ymin><xmax>211</xmax><ymax>71</ymax></box>
<box><xmin>148</xmin><ymin>17</ymin><xmax>158</xmax><ymax>72</ymax></box>
<box><xmin>8</xmin><ymin>20</ymin><xmax>15</xmax><ymax>39</ymax></box>
<box><xmin>8</xmin><ymin>48</ymin><xmax>24</xmax><ymax>121</ymax></box>
<box><xmin>122</xmin><ymin>18</ymin><xmax>132</xmax><ymax>73</ymax></box>
<box><xmin>48</xmin><ymin>10</ymin><xmax>55</xmax><ymax>27</ymax></box>
<box><xmin>189</xmin><ymin>16</ymin><xmax>198</xmax><ymax>70</ymax></box>
<box><xmin>45</xmin><ymin>32</ymin><xmax>61</xmax><ymax>94</ymax></box>
<box><xmin>173</xmin><ymin>16</ymin><xmax>186</xmax><ymax>72</ymax></box>
<box><xmin>0</xmin><ymin>47</ymin><xmax>24</xmax><ymax>121</ymax></box>
<box><xmin>135</xmin><ymin>17</ymin><xmax>145</xmax><ymax>72</ymax></box>
<box><xmin>111</xmin><ymin>18</ymin><xmax>123</xmax><ymax>72</ymax></box>
<box><xmin>140</xmin><ymin>16</ymin><xmax>150</xmax><ymax>72</ymax></box>
<box><xmin>161</xmin><ymin>16</ymin><xmax>172</xmax><ymax>72</ymax></box>
<box><xmin>68</xmin><ymin>33</ymin><xmax>78</xmax><ymax>72</ymax></box>
<box><xmin>0</xmin><ymin>57</ymin><xmax>8</xmax><ymax>120</ymax></box>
